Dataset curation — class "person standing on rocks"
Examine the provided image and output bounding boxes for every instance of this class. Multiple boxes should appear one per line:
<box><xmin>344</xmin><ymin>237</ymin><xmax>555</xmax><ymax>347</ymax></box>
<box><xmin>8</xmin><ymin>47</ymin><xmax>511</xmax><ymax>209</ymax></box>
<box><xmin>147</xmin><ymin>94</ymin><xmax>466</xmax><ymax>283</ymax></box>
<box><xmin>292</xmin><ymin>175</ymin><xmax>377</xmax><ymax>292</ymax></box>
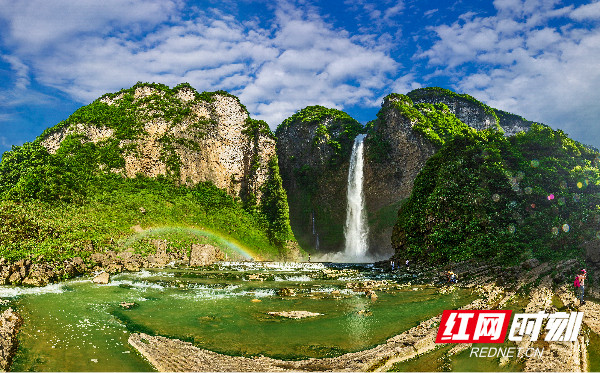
<box><xmin>576</xmin><ymin>269</ymin><xmax>587</xmax><ymax>305</ymax></box>
<box><xmin>447</xmin><ymin>271</ymin><xmax>457</xmax><ymax>284</ymax></box>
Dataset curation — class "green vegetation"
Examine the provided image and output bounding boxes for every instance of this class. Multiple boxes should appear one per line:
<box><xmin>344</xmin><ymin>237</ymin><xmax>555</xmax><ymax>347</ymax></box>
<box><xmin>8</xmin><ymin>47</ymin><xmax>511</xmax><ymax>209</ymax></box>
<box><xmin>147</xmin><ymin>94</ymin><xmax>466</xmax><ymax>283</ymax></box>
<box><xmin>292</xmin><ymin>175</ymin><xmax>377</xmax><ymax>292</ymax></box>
<box><xmin>277</xmin><ymin>105</ymin><xmax>364</xmax><ymax>165</ymax></box>
<box><xmin>0</xmin><ymin>176</ymin><xmax>284</xmax><ymax>262</ymax></box>
<box><xmin>276</xmin><ymin>106</ymin><xmax>364</xmax><ymax>253</ymax></box>
<box><xmin>407</xmin><ymin>87</ymin><xmax>500</xmax><ymax>126</ymax></box>
<box><xmin>393</xmin><ymin>124</ymin><xmax>600</xmax><ymax>264</ymax></box>
<box><xmin>369</xmin><ymin>93</ymin><xmax>475</xmax><ymax>150</ymax></box>
<box><xmin>0</xmin><ymin>83</ymin><xmax>298</xmax><ymax>262</ymax></box>
<box><xmin>365</xmin><ymin>93</ymin><xmax>473</xmax><ymax>161</ymax></box>
<box><xmin>413</xmin><ymin>102</ymin><xmax>475</xmax><ymax>147</ymax></box>
<box><xmin>364</xmin><ymin>119</ymin><xmax>391</xmax><ymax>163</ymax></box>
<box><xmin>260</xmin><ymin>155</ymin><xmax>294</xmax><ymax>248</ymax></box>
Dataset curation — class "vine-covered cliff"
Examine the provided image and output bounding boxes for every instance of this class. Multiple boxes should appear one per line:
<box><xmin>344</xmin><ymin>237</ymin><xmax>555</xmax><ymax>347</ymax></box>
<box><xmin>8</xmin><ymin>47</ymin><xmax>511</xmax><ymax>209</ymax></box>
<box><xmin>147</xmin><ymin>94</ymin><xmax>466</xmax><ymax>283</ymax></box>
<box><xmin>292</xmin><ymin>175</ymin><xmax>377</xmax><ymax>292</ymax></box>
<box><xmin>275</xmin><ymin>106</ymin><xmax>363</xmax><ymax>253</ymax></box>
<box><xmin>0</xmin><ymin>83</ymin><xmax>298</xmax><ymax>264</ymax></box>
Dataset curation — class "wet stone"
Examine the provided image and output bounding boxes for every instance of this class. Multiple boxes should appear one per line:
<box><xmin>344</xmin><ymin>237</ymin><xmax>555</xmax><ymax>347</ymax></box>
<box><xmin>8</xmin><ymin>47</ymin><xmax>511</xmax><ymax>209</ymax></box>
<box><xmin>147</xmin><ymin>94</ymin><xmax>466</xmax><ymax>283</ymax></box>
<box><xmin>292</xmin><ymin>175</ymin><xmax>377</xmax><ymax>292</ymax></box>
<box><xmin>267</xmin><ymin>311</ymin><xmax>323</xmax><ymax>319</ymax></box>
<box><xmin>92</xmin><ymin>272</ymin><xmax>110</xmax><ymax>284</ymax></box>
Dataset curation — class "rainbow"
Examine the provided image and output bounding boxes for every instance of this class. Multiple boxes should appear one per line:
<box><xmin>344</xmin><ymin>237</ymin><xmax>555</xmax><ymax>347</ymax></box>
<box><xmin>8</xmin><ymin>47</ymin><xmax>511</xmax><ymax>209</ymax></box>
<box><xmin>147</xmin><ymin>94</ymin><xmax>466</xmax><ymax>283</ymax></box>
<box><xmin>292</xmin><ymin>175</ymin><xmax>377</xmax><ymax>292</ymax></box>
<box><xmin>122</xmin><ymin>226</ymin><xmax>257</xmax><ymax>261</ymax></box>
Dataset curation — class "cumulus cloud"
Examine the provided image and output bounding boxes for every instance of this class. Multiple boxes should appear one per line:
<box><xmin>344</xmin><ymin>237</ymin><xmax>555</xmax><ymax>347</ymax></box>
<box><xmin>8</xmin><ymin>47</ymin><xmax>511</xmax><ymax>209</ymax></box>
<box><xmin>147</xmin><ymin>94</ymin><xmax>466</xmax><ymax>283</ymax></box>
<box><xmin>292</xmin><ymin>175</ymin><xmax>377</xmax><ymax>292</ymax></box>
<box><xmin>571</xmin><ymin>1</ymin><xmax>600</xmax><ymax>20</ymax></box>
<box><xmin>240</xmin><ymin>5</ymin><xmax>397</xmax><ymax>125</ymax></box>
<box><xmin>419</xmin><ymin>0</ymin><xmax>600</xmax><ymax>147</ymax></box>
<box><xmin>0</xmin><ymin>0</ymin><xmax>399</xmax><ymax>128</ymax></box>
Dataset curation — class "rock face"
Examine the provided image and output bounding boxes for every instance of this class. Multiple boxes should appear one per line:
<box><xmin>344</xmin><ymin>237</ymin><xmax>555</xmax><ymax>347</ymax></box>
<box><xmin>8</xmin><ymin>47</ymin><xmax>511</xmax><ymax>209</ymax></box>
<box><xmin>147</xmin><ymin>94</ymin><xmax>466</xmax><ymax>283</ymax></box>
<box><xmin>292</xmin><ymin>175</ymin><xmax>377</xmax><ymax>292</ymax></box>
<box><xmin>92</xmin><ymin>272</ymin><xmax>110</xmax><ymax>284</ymax></box>
<box><xmin>277</xmin><ymin>88</ymin><xmax>538</xmax><ymax>258</ymax></box>
<box><xmin>407</xmin><ymin>87</ymin><xmax>533</xmax><ymax>136</ymax></box>
<box><xmin>0</xmin><ymin>308</ymin><xmax>22</xmax><ymax>371</ymax></box>
<box><xmin>40</xmin><ymin>84</ymin><xmax>277</xmax><ymax>203</ymax></box>
<box><xmin>189</xmin><ymin>244</ymin><xmax>225</xmax><ymax>266</ymax></box>
<box><xmin>275</xmin><ymin>106</ymin><xmax>363</xmax><ymax>253</ymax></box>
<box><xmin>363</xmin><ymin>95</ymin><xmax>437</xmax><ymax>256</ymax></box>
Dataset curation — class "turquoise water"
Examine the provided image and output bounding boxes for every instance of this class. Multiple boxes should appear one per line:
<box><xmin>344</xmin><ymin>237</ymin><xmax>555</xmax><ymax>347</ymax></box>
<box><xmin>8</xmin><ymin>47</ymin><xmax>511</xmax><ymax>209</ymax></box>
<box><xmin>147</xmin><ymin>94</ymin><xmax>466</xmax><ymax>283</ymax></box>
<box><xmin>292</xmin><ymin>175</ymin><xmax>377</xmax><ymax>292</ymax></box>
<box><xmin>3</xmin><ymin>262</ymin><xmax>477</xmax><ymax>371</ymax></box>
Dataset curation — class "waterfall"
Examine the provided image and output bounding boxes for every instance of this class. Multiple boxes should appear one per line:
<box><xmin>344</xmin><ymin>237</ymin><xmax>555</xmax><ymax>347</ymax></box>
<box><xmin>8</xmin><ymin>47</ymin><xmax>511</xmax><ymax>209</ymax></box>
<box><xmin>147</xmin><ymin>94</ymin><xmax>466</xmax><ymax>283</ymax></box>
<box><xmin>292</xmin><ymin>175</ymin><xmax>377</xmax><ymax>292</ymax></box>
<box><xmin>343</xmin><ymin>134</ymin><xmax>368</xmax><ymax>259</ymax></box>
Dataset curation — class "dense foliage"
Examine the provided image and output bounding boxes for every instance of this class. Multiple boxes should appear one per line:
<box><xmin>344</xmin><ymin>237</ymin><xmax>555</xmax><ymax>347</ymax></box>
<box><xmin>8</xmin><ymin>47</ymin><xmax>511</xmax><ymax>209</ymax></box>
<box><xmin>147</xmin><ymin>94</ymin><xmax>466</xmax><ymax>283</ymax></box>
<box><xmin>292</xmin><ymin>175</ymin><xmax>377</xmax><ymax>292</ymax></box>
<box><xmin>277</xmin><ymin>105</ymin><xmax>364</xmax><ymax>165</ymax></box>
<box><xmin>0</xmin><ymin>83</ymin><xmax>298</xmax><ymax>262</ymax></box>
<box><xmin>0</xmin><ymin>175</ymin><xmax>288</xmax><ymax>262</ymax></box>
<box><xmin>260</xmin><ymin>156</ymin><xmax>294</xmax><ymax>248</ymax></box>
<box><xmin>407</xmin><ymin>87</ymin><xmax>500</xmax><ymax>126</ymax></box>
<box><xmin>393</xmin><ymin>124</ymin><xmax>600</xmax><ymax>264</ymax></box>
<box><xmin>276</xmin><ymin>106</ymin><xmax>364</xmax><ymax>252</ymax></box>
<box><xmin>366</xmin><ymin>93</ymin><xmax>474</xmax><ymax>161</ymax></box>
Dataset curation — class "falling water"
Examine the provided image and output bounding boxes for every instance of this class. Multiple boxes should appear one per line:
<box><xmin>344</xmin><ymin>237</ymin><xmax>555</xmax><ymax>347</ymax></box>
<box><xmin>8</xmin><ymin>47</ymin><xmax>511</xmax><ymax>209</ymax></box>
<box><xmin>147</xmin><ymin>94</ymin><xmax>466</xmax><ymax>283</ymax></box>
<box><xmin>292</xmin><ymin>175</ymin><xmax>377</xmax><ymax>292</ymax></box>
<box><xmin>344</xmin><ymin>134</ymin><xmax>368</xmax><ymax>259</ymax></box>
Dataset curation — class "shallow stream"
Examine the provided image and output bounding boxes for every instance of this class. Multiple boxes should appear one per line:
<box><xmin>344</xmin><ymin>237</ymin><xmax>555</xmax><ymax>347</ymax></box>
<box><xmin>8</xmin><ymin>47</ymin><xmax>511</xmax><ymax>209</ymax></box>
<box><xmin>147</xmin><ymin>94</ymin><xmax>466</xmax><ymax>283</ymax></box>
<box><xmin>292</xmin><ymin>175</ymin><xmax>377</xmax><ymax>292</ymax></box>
<box><xmin>3</xmin><ymin>262</ymin><xmax>477</xmax><ymax>371</ymax></box>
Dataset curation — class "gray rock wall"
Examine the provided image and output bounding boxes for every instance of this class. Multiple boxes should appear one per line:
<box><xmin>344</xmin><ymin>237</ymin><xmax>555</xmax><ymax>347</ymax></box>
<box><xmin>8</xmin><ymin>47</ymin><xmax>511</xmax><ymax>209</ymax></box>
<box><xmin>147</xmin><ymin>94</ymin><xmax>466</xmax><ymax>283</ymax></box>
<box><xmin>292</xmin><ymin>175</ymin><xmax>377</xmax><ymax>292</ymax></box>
<box><xmin>41</xmin><ymin>86</ymin><xmax>277</xmax><ymax>202</ymax></box>
<box><xmin>276</xmin><ymin>119</ymin><xmax>352</xmax><ymax>253</ymax></box>
<box><xmin>363</xmin><ymin>96</ymin><xmax>437</xmax><ymax>256</ymax></box>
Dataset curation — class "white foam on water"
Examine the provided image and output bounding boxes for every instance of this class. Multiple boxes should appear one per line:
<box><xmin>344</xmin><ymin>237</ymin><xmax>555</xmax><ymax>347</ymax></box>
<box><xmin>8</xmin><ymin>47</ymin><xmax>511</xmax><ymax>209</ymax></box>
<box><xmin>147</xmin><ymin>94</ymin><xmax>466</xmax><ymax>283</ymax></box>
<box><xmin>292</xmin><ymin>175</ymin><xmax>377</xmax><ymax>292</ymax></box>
<box><xmin>114</xmin><ymin>270</ymin><xmax>174</xmax><ymax>280</ymax></box>
<box><xmin>240</xmin><ymin>288</ymin><xmax>276</xmax><ymax>298</ymax></box>
<box><xmin>218</xmin><ymin>261</ymin><xmax>327</xmax><ymax>272</ymax></box>
<box><xmin>106</xmin><ymin>280</ymin><xmax>166</xmax><ymax>291</ymax></box>
<box><xmin>170</xmin><ymin>288</ymin><xmax>233</xmax><ymax>301</ymax></box>
<box><xmin>273</xmin><ymin>275</ymin><xmax>313</xmax><ymax>282</ymax></box>
<box><xmin>313</xmin><ymin>251</ymin><xmax>375</xmax><ymax>264</ymax></box>
<box><xmin>0</xmin><ymin>283</ymin><xmax>65</xmax><ymax>298</ymax></box>
<box><xmin>310</xmin><ymin>287</ymin><xmax>354</xmax><ymax>295</ymax></box>
<box><xmin>187</xmin><ymin>284</ymin><xmax>240</xmax><ymax>292</ymax></box>
<box><xmin>171</xmin><ymin>284</ymin><xmax>275</xmax><ymax>300</ymax></box>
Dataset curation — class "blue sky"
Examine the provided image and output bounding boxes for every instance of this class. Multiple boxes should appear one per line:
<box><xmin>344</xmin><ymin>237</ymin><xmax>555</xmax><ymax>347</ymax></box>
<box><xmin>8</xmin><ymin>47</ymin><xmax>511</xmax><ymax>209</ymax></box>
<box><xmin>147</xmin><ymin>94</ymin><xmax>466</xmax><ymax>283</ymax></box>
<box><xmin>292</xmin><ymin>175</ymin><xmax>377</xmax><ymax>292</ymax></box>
<box><xmin>1</xmin><ymin>0</ymin><xmax>599</xmax><ymax>154</ymax></box>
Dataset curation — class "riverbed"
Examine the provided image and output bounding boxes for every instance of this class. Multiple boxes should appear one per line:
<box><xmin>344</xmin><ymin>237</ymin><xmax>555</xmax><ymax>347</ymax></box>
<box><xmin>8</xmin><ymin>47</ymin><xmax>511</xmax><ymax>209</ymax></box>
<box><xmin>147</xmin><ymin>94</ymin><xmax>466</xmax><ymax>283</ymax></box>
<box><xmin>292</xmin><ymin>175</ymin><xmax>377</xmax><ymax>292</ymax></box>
<box><xmin>1</xmin><ymin>262</ymin><xmax>476</xmax><ymax>371</ymax></box>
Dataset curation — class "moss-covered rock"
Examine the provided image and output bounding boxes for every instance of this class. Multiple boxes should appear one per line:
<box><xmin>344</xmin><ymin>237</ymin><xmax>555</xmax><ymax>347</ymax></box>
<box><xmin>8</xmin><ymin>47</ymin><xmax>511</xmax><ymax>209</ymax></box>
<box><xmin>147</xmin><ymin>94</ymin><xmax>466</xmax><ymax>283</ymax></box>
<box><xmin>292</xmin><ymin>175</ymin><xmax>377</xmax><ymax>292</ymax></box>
<box><xmin>276</xmin><ymin>106</ymin><xmax>363</xmax><ymax>253</ymax></box>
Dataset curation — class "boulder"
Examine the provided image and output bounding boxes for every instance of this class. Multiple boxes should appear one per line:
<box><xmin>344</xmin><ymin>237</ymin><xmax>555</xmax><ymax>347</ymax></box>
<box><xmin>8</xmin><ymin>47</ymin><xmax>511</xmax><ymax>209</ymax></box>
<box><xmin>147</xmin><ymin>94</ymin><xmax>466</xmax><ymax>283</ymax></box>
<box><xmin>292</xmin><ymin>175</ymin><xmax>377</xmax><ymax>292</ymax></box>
<box><xmin>189</xmin><ymin>244</ymin><xmax>225</xmax><ymax>267</ymax></box>
<box><xmin>521</xmin><ymin>258</ymin><xmax>540</xmax><ymax>270</ymax></box>
<box><xmin>152</xmin><ymin>240</ymin><xmax>170</xmax><ymax>266</ymax></box>
<box><xmin>90</xmin><ymin>253</ymin><xmax>109</xmax><ymax>266</ymax></box>
<box><xmin>0</xmin><ymin>308</ymin><xmax>22</xmax><ymax>371</ymax></box>
<box><xmin>365</xmin><ymin>289</ymin><xmax>378</xmax><ymax>300</ymax></box>
<box><xmin>123</xmin><ymin>261</ymin><xmax>141</xmax><ymax>272</ymax></box>
<box><xmin>277</xmin><ymin>288</ymin><xmax>296</xmax><ymax>297</ymax></box>
<box><xmin>21</xmin><ymin>263</ymin><xmax>54</xmax><ymax>287</ymax></box>
<box><xmin>105</xmin><ymin>263</ymin><xmax>124</xmax><ymax>274</ymax></box>
<box><xmin>7</xmin><ymin>272</ymin><xmax>22</xmax><ymax>285</ymax></box>
<box><xmin>93</xmin><ymin>272</ymin><xmax>110</xmax><ymax>284</ymax></box>
<box><xmin>22</xmin><ymin>276</ymin><xmax>49</xmax><ymax>287</ymax></box>
<box><xmin>0</xmin><ymin>267</ymin><xmax>10</xmax><ymax>285</ymax></box>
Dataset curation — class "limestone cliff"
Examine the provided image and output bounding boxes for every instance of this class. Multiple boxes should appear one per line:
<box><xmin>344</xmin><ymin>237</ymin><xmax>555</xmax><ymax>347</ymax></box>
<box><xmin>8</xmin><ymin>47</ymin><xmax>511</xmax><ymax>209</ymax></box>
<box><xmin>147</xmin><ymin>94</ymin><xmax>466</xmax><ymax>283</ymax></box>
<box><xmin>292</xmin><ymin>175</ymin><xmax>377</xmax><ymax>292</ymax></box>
<box><xmin>39</xmin><ymin>83</ymin><xmax>276</xmax><ymax>203</ymax></box>
<box><xmin>363</xmin><ymin>95</ymin><xmax>437</xmax><ymax>256</ymax></box>
<box><xmin>275</xmin><ymin>106</ymin><xmax>363</xmax><ymax>253</ymax></box>
<box><xmin>407</xmin><ymin>87</ymin><xmax>533</xmax><ymax>136</ymax></box>
<box><xmin>277</xmin><ymin>88</ymin><xmax>536</xmax><ymax>258</ymax></box>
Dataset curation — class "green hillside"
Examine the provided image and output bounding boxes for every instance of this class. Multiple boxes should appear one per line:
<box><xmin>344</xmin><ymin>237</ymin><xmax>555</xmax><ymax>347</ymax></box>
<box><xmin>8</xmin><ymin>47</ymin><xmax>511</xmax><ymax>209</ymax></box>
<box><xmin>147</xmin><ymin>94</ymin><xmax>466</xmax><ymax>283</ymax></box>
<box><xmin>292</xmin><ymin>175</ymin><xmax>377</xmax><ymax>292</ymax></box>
<box><xmin>0</xmin><ymin>83</ymin><xmax>298</xmax><ymax>263</ymax></box>
<box><xmin>392</xmin><ymin>123</ymin><xmax>600</xmax><ymax>264</ymax></box>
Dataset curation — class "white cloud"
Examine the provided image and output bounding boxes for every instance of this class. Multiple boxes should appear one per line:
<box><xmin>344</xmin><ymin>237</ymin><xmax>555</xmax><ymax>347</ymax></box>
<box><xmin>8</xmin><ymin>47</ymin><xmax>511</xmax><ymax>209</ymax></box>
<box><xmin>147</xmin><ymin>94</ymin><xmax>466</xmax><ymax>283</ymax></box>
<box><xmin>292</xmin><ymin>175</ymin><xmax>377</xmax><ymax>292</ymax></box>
<box><xmin>238</xmin><ymin>5</ymin><xmax>397</xmax><ymax>125</ymax></box>
<box><xmin>0</xmin><ymin>0</ymin><xmax>400</xmax><ymax>128</ymax></box>
<box><xmin>383</xmin><ymin>1</ymin><xmax>405</xmax><ymax>21</ymax></box>
<box><xmin>571</xmin><ymin>1</ymin><xmax>600</xmax><ymax>20</ymax></box>
<box><xmin>0</xmin><ymin>0</ymin><xmax>179</xmax><ymax>53</ymax></box>
<box><xmin>419</xmin><ymin>0</ymin><xmax>600</xmax><ymax>147</ymax></box>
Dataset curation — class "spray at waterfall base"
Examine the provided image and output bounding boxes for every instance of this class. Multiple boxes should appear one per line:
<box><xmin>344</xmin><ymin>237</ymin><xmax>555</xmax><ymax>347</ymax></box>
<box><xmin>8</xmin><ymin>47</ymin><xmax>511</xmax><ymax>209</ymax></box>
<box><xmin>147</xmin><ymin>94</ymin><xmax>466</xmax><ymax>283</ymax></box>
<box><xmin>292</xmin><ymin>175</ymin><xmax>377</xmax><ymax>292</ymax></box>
<box><xmin>436</xmin><ymin>310</ymin><xmax>584</xmax><ymax>359</ymax></box>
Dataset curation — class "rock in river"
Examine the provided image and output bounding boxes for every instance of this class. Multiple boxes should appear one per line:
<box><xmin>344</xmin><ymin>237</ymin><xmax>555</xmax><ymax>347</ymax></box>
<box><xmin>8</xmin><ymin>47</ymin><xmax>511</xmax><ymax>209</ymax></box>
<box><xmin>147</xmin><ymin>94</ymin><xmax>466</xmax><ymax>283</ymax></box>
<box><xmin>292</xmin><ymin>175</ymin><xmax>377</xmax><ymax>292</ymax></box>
<box><xmin>267</xmin><ymin>311</ymin><xmax>323</xmax><ymax>319</ymax></box>
<box><xmin>92</xmin><ymin>272</ymin><xmax>110</xmax><ymax>284</ymax></box>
